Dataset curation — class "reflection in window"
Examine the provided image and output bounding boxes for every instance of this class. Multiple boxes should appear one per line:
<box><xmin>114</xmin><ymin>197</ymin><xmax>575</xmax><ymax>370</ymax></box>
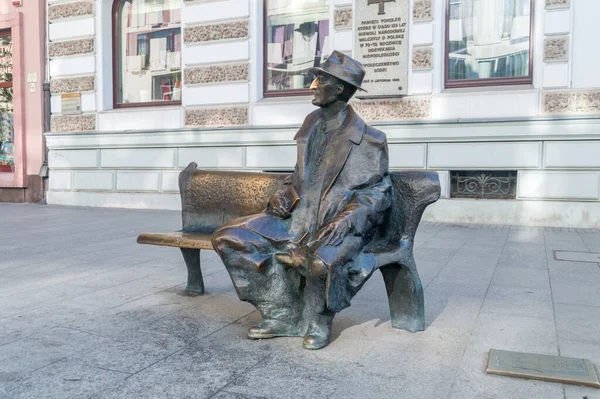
<box><xmin>115</xmin><ymin>0</ymin><xmax>181</xmax><ymax>105</ymax></box>
<box><xmin>0</xmin><ymin>32</ymin><xmax>13</xmax><ymax>172</ymax></box>
<box><xmin>447</xmin><ymin>0</ymin><xmax>533</xmax><ymax>86</ymax></box>
<box><xmin>265</xmin><ymin>0</ymin><xmax>329</xmax><ymax>95</ymax></box>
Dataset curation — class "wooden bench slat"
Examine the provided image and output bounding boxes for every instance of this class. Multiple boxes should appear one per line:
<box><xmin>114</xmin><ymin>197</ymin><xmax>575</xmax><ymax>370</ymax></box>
<box><xmin>137</xmin><ymin>232</ymin><xmax>213</xmax><ymax>250</ymax></box>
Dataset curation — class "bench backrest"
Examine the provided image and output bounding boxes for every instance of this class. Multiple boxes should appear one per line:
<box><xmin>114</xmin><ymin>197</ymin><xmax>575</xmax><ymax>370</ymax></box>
<box><xmin>179</xmin><ymin>162</ymin><xmax>440</xmax><ymax>245</ymax></box>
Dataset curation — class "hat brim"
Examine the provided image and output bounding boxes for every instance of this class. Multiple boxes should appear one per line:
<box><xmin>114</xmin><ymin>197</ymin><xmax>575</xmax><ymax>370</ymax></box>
<box><xmin>308</xmin><ymin>67</ymin><xmax>367</xmax><ymax>92</ymax></box>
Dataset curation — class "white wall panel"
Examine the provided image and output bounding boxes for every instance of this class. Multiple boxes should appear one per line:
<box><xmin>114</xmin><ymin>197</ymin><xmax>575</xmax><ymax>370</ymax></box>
<box><xmin>428</xmin><ymin>142</ymin><xmax>542</xmax><ymax>169</ymax></box>
<box><xmin>178</xmin><ymin>147</ymin><xmax>244</xmax><ymax>168</ymax></box>
<box><xmin>49</xmin><ymin>171</ymin><xmax>72</xmax><ymax>190</ymax></box>
<box><xmin>183</xmin><ymin>83</ymin><xmax>249</xmax><ymax>106</ymax></box>
<box><xmin>74</xmin><ymin>171</ymin><xmax>114</xmax><ymax>191</ymax></box>
<box><xmin>412</xmin><ymin>23</ymin><xmax>433</xmax><ymax>46</ymax></box>
<box><xmin>544</xmin><ymin>9</ymin><xmax>571</xmax><ymax>35</ymax></box>
<box><xmin>543</xmin><ymin>63</ymin><xmax>569</xmax><ymax>88</ymax></box>
<box><xmin>47</xmin><ymin>191</ymin><xmax>182</xmax><ymax>210</ymax></box>
<box><xmin>334</xmin><ymin>31</ymin><xmax>352</xmax><ymax>52</ymax></box>
<box><xmin>246</xmin><ymin>146</ymin><xmax>296</xmax><ymax>169</ymax></box>
<box><xmin>161</xmin><ymin>171</ymin><xmax>180</xmax><ymax>192</ymax></box>
<box><xmin>98</xmin><ymin>107</ymin><xmax>182</xmax><ymax>131</ymax></box>
<box><xmin>50</xmin><ymin>56</ymin><xmax>95</xmax><ymax>77</ymax></box>
<box><xmin>436</xmin><ymin>171</ymin><xmax>450</xmax><ymax>199</ymax></box>
<box><xmin>101</xmin><ymin>149</ymin><xmax>177</xmax><ymax>168</ymax></box>
<box><xmin>252</xmin><ymin>100</ymin><xmax>316</xmax><ymax>126</ymax></box>
<box><xmin>545</xmin><ymin>141</ymin><xmax>600</xmax><ymax>168</ymax></box>
<box><xmin>49</xmin><ymin>18</ymin><xmax>95</xmax><ymax>41</ymax></box>
<box><xmin>388</xmin><ymin>144</ymin><xmax>427</xmax><ymax>169</ymax></box>
<box><xmin>183</xmin><ymin>41</ymin><xmax>249</xmax><ymax>66</ymax></box>
<box><xmin>182</xmin><ymin>0</ymin><xmax>249</xmax><ymax>24</ymax></box>
<box><xmin>518</xmin><ymin>171</ymin><xmax>599</xmax><ymax>200</ymax></box>
<box><xmin>572</xmin><ymin>0</ymin><xmax>600</xmax><ymax>88</ymax></box>
<box><xmin>48</xmin><ymin>150</ymin><xmax>99</xmax><ymax>169</ymax></box>
<box><xmin>116</xmin><ymin>171</ymin><xmax>161</xmax><ymax>192</ymax></box>
<box><xmin>433</xmin><ymin>91</ymin><xmax>538</xmax><ymax>119</ymax></box>
<box><xmin>410</xmin><ymin>72</ymin><xmax>433</xmax><ymax>94</ymax></box>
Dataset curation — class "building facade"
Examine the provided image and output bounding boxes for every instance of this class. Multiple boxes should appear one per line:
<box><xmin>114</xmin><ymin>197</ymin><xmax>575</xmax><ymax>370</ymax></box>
<box><xmin>0</xmin><ymin>0</ymin><xmax>46</xmax><ymax>203</ymax></box>
<box><xmin>44</xmin><ymin>0</ymin><xmax>600</xmax><ymax>228</ymax></box>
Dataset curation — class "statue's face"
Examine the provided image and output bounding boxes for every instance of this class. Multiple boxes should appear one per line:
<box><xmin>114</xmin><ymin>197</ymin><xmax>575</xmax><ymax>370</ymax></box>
<box><xmin>310</xmin><ymin>73</ymin><xmax>344</xmax><ymax>107</ymax></box>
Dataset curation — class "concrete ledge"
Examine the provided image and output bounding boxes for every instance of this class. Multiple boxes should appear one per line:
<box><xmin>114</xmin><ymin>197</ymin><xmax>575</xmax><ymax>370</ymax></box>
<box><xmin>424</xmin><ymin>199</ymin><xmax>600</xmax><ymax>228</ymax></box>
<box><xmin>46</xmin><ymin>190</ymin><xmax>181</xmax><ymax>210</ymax></box>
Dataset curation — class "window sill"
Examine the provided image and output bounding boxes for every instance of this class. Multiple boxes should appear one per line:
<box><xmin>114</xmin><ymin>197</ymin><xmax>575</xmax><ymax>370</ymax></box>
<box><xmin>99</xmin><ymin>104</ymin><xmax>183</xmax><ymax>114</ymax></box>
<box><xmin>440</xmin><ymin>84</ymin><xmax>535</xmax><ymax>95</ymax></box>
<box><xmin>256</xmin><ymin>95</ymin><xmax>313</xmax><ymax>104</ymax></box>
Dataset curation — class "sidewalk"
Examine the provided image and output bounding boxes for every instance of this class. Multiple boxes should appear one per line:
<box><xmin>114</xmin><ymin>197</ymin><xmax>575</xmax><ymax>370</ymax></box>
<box><xmin>0</xmin><ymin>203</ymin><xmax>599</xmax><ymax>399</ymax></box>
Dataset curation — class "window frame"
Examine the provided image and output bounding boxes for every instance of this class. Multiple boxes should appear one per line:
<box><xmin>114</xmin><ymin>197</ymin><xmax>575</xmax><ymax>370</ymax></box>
<box><xmin>262</xmin><ymin>0</ymin><xmax>326</xmax><ymax>98</ymax></box>
<box><xmin>443</xmin><ymin>0</ymin><xmax>535</xmax><ymax>89</ymax></box>
<box><xmin>111</xmin><ymin>0</ymin><xmax>182</xmax><ymax>109</ymax></box>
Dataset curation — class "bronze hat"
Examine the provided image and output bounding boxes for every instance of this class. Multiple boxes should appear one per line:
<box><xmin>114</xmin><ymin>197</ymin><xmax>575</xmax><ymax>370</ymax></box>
<box><xmin>309</xmin><ymin>50</ymin><xmax>367</xmax><ymax>92</ymax></box>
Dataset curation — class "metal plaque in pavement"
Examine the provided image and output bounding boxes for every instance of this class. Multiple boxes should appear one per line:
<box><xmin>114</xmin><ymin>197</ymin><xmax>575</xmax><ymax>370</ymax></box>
<box><xmin>486</xmin><ymin>349</ymin><xmax>600</xmax><ymax>388</ymax></box>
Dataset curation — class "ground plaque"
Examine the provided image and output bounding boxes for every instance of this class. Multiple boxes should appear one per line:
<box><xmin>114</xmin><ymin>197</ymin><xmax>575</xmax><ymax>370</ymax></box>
<box><xmin>353</xmin><ymin>0</ymin><xmax>409</xmax><ymax>97</ymax></box>
<box><xmin>486</xmin><ymin>349</ymin><xmax>600</xmax><ymax>388</ymax></box>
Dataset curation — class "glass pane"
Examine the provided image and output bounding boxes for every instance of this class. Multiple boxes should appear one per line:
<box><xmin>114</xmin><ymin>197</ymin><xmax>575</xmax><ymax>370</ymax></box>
<box><xmin>116</xmin><ymin>0</ymin><xmax>182</xmax><ymax>104</ymax></box>
<box><xmin>447</xmin><ymin>0</ymin><xmax>531</xmax><ymax>82</ymax></box>
<box><xmin>0</xmin><ymin>34</ymin><xmax>13</xmax><ymax>172</ymax></box>
<box><xmin>265</xmin><ymin>0</ymin><xmax>329</xmax><ymax>92</ymax></box>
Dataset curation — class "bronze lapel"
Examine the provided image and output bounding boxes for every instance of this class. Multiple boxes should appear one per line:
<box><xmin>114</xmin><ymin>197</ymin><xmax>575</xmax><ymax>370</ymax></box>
<box><xmin>320</xmin><ymin>106</ymin><xmax>365</xmax><ymax>200</ymax></box>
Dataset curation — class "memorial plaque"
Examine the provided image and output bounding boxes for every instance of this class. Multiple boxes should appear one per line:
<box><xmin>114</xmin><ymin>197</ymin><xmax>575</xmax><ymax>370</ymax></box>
<box><xmin>353</xmin><ymin>0</ymin><xmax>409</xmax><ymax>97</ymax></box>
<box><xmin>61</xmin><ymin>93</ymin><xmax>82</xmax><ymax>115</ymax></box>
<box><xmin>486</xmin><ymin>349</ymin><xmax>600</xmax><ymax>388</ymax></box>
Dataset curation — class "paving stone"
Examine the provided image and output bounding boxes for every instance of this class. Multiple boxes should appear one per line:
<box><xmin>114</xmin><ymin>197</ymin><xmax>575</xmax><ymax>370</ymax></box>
<box><xmin>491</xmin><ymin>267</ymin><xmax>550</xmax><ymax>290</ymax></box>
<box><xmin>95</xmin><ymin>344</ymin><xmax>266</xmax><ymax>399</ymax></box>
<box><xmin>0</xmin><ymin>359</ymin><xmax>130</xmax><ymax>399</ymax></box>
<box><xmin>449</xmin><ymin>312</ymin><xmax>561</xmax><ymax>399</ymax></box>
<box><xmin>0</xmin><ymin>327</ymin><xmax>110</xmax><ymax>383</ymax></box>
<box><xmin>481</xmin><ymin>285</ymin><xmax>554</xmax><ymax>319</ymax></box>
<box><xmin>496</xmin><ymin>243</ymin><xmax>548</xmax><ymax>270</ymax></box>
<box><xmin>555</xmin><ymin>304</ymin><xmax>600</xmax><ymax>345</ymax></box>
<box><xmin>552</xmin><ymin>280</ymin><xmax>600</xmax><ymax>307</ymax></box>
<box><xmin>548</xmin><ymin>260</ymin><xmax>600</xmax><ymax>284</ymax></box>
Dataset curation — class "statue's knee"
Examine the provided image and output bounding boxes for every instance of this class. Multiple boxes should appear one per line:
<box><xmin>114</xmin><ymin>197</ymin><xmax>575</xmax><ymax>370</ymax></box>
<box><xmin>308</xmin><ymin>256</ymin><xmax>328</xmax><ymax>279</ymax></box>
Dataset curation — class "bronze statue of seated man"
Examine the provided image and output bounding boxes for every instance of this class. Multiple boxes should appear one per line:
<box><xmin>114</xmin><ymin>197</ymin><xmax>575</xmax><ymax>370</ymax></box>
<box><xmin>212</xmin><ymin>51</ymin><xmax>392</xmax><ymax>350</ymax></box>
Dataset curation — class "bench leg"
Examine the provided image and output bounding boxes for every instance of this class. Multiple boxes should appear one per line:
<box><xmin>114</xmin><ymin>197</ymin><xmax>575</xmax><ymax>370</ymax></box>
<box><xmin>180</xmin><ymin>248</ymin><xmax>205</xmax><ymax>295</ymax></box>
<box><xmin>380</xmin><ymin>257</ymin><xmax>424</xmax><ymax>333</ymax></box>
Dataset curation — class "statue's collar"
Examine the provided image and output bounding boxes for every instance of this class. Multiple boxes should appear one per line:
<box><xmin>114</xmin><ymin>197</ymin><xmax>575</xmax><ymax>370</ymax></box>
<box><xmin>323</xmin><ymin>105</ymin><xmax>348</xmax><ymax>133</ymax></box>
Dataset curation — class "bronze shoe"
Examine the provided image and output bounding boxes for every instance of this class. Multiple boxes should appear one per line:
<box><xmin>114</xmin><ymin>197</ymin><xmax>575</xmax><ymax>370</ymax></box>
<box><xmin>302</xmin><ymin>316</ymin><xmax>334</xmax><ymax>350</ymax></box>
<box><xmin>247</xmin><ymin>319</ymin><xmax>296</xmax><ymax>339</ymax></box>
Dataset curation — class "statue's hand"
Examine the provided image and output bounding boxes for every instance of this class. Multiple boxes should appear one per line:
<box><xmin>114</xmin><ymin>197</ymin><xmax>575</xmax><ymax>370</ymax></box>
<box><xmin>315</xmin><ymin>217</ymin><xmax>352</xmax><ymax>247</ymax></box>
<box><xmin>266</xmin><ymin>193</ymin><xmax>291</xmax><ymax>219</ymax></box>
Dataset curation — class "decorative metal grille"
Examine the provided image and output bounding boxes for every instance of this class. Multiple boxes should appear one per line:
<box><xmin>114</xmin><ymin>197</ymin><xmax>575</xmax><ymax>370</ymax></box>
<box><xmin>450</xmin><ymin>171</ymin><xmax>517</xmax><ymax>199</ymax></box>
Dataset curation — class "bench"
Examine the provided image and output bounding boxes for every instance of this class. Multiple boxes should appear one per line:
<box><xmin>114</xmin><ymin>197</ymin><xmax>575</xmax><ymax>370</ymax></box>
<box><xmin>138</xmin><ymin>161</ymin><xmax>440</xmax><ymax>332</ymax></box>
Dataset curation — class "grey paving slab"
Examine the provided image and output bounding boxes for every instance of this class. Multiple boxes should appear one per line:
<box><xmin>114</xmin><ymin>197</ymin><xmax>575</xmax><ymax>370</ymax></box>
<box><xmin>0</xmin><ymin>359</ymin><xmax>130</xmax><ymax>399</ymax></box>
<box><xmin>481</xmin><ymin>285</ymin><xmax>554</xmax><ymax>319</ymax></box>
<box><xmin>449</xmin><ymin>312</ymin><xmax>562</xmax><ymax>399</ymax></box>
<box><xmin>496</xmin><ymin>242</ymin><xmax>548</xmax><ymax>270</ymax></box>
<box><xmin>554</xmin><ymin>250</ymin><xmax>600</xmax><ymax>263</ymax></box>
<box><xmin>3</xmin><ymin>205</ymin><xmax>600</xmax><ymax>398</ymax></box>
<box><xmin>95</xmin><ymin>344</ymin><xmax>267</xmax><ymax>399</ymax></box>
<box><xmin>555</xmin><ymin>304</ymin><xmax>600</xmax><ymax>345</ymax></box>
<box><xmin>491</xmin><ymin>267</ymin><xmax>550</xmax><ymax>290</ymax></box>
<box><xmin>0</xmin><ymin>327</ymin><xmax>110</xmax><ymax>383</ymax></box>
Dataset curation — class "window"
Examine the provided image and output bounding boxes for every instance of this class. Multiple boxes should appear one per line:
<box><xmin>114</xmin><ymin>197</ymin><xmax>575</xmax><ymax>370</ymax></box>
<box><xmin>113</xmin><ymin>0</ymin><xmax>182</xmax><ymax>107</ymax></box>
<box><xmin>0</xmin><ymin>31</ymin><xmax>13</xmax><ymax>173</ymax></box>
<box><xmin>264</xmin><ymin>0</ymin><xmax>330</xmax><ymax>97</ymax></box>
<box><xmin>445</xmin><ymin>0</ymin><xmax>533</xmax><ymax>88</ymax></box>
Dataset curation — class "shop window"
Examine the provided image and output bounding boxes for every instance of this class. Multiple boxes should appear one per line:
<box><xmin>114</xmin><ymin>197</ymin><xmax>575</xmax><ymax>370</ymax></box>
<box><xmin>113</xmin><ymin>0</ymin><xmax>182</xmax><ymax>107</ymax></box>
<box><xmin>0</xmin><ymin>31</ymin><xmax>13</xmax><ymax>173</ymax></box>
<box><xmin>445</xmin><ymin>0</ymin><xmax>533</xmax><ymax>88</ymax></box>
<box><xmin>264</xmin><ymin>0</ymin><xmax>330</xmax><ymax>97</ymax></box>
